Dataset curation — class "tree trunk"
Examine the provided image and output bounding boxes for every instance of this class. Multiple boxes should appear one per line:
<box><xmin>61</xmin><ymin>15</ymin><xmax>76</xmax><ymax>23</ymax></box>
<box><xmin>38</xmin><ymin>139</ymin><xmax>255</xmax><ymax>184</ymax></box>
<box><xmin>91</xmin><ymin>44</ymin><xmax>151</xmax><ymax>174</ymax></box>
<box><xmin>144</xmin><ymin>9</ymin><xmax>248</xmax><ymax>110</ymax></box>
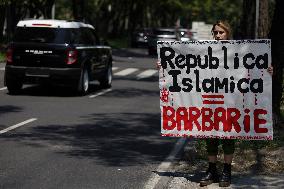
<box><xmin>0</xmin><ymin>5</ymin><xmax>6</xmax><ymax>41</ymax></box>
<box><xmin>258</xmin><ymin>0</ymin><xmax>269</xmax><ymax>38</ymax></box>
<box><xmin>43</xmin><ymin>0</ymin><xmax>55</xmax><ymax>19</ymax></box>
<box><xmin>72</xmin><ymin>0</ymin><xmax>84</xmax><ymax>20</ymax></box>
<box><xmin>270</xmin><ymin>0</ymin><xmax>284</xmax><ymax>120</ymax></box>
<box><xmin>6</xmin><ymin>1</ymin><xmax>17</xmax><ymax>41</ymax></box>
<box><xmin>240</xmin><ymin>0</ymin><xmax>256</xmax><ymax>39</ymax></box>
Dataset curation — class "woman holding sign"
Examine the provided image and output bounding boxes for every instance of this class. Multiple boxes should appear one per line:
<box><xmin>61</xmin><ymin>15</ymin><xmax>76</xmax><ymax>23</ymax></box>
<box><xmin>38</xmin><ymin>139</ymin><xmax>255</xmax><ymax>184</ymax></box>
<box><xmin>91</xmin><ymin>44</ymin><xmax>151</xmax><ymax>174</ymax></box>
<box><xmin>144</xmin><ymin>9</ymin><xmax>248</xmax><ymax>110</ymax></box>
<box><xmin>199</xmin><ymin>20</ymin><xmax>273</xmax><ymax>187</ymax></box>
<box><xmin>157</xmin><ymin>20</ymin><xmax>273</xmax><ymax>187</ymax></box>
<box><xmin>199</xmin><ymin>20</ymin><xmax>234</xmax><ymax>187</ymax></box>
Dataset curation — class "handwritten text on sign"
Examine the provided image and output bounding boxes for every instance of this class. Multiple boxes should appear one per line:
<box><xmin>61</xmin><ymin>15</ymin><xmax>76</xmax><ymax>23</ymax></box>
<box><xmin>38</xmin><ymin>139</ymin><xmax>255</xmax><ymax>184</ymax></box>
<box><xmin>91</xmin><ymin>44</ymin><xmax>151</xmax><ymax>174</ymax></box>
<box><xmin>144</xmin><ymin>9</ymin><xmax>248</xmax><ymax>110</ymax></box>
<box><xmin>158</xmin><ymin>40</ymin><xmax>272</xmax><ymax>140</ymax></box>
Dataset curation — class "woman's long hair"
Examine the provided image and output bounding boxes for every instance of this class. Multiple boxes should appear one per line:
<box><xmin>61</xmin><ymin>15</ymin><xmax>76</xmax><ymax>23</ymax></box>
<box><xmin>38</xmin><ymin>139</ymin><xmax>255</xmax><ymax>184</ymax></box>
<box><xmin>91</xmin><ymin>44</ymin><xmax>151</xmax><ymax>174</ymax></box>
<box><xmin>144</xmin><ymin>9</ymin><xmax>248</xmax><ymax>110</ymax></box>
<box><xmin>211</xmin><ymin>20</ymin><xmax>232</xmax><ymax>39</ymax></box>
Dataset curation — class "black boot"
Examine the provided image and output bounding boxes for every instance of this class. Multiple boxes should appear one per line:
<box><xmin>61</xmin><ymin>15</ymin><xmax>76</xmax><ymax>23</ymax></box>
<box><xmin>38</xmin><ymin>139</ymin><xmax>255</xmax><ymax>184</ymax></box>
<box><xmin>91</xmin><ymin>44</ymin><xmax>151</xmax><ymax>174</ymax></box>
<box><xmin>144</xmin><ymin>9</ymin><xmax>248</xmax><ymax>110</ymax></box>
<box><xmin>200</xmin><ymin>162</ymin><xmax>219</xmax><ymax>187</ymax></box>
<box><xmin>219</xmin><ymin>163</ymin><xmax>231</xmax><ymax>187</ymax></box>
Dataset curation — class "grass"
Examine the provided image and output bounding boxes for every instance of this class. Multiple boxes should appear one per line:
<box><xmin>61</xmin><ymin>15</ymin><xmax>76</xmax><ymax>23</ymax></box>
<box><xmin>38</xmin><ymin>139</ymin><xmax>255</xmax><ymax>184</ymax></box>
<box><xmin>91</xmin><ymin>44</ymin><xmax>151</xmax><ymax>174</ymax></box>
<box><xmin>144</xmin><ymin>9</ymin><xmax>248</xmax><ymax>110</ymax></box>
<box><xmin>0</xmin><ymin>51</ymin><xmax>5</xmax><ymax>62</ymax></box>
<box><xmin>0</xmin><ymin>42</ymin><xmax>6</xmax><ymax>62</ymax></box>
<box><xmin>107</xmin><ymin>36</ymin><xmax>129</xmax><ymax>49</ymax></box>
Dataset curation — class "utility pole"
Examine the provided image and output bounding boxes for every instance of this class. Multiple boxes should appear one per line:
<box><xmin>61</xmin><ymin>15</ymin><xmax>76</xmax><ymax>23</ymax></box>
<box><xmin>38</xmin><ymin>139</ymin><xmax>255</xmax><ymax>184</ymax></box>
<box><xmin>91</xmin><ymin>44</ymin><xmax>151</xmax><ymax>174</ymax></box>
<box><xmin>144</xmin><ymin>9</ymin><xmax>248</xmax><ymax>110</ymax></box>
<box><xmin>52</xmin><ymin>3</ymin><xmax>55</xmax><ymax>19</ymax></box>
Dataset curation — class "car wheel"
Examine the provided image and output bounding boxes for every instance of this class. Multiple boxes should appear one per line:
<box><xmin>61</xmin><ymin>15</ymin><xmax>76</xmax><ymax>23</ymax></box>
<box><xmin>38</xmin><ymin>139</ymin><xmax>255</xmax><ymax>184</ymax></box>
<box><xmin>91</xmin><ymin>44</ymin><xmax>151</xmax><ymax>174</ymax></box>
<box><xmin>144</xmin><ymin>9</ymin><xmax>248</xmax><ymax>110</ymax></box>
<box><xmin>78</xmin><ymin>68</ymin><xmax>89</xmax><ymax>95</ymax></box>
<box><xmin>6</xmin><ymin>78</ymin><xmax>23</xmax><ymax>95</ymax></box>
<box><xmin>99</xmin><ymin>64</ymin><xmax>112</xmax><ymax>88</ymax></box>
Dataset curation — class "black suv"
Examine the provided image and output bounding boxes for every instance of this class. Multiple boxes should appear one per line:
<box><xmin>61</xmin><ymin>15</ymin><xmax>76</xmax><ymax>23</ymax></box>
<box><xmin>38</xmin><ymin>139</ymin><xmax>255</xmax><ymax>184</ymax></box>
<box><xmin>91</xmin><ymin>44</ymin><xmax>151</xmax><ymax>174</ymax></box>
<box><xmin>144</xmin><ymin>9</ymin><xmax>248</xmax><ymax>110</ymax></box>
<box><xmin>4</xmin><ymin>19</ymin><xmax>112</xmax><ymax>95</ymax></box>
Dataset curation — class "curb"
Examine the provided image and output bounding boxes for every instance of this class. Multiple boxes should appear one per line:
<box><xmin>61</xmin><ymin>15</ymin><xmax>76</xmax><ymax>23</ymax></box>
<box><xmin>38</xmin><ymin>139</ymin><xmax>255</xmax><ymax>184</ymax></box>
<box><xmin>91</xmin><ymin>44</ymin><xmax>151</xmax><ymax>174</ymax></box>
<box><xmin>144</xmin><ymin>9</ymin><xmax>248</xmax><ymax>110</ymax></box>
<box><xmin>144</xmin><ymin>138</ymin><xmax>189</xmax><ymax>189</ymax></box>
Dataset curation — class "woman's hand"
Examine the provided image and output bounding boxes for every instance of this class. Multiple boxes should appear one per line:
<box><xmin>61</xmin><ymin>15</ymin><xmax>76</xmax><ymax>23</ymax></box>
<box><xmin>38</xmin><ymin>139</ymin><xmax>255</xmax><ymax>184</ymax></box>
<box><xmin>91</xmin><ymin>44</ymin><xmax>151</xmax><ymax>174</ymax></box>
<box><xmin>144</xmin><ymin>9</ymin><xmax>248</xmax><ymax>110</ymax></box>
<box><xmin>267</xmin><ymin>66</ymin><xmax>273</xmax><ymax>76</ymax></box>
<box><xmin>156</xmin><ymin>61</ymin><xmax>161</xmax><ymax>69</ymax></box>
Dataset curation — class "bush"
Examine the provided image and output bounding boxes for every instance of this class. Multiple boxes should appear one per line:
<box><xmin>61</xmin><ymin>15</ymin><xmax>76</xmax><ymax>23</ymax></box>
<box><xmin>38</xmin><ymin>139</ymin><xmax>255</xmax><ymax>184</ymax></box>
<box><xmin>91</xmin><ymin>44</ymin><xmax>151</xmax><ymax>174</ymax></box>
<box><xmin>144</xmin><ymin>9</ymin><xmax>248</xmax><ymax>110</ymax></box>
<box><xmin>0</xmin><ymin>51</ymin><xmax>5</xmax><ymax>62</ymax></box>
<box><xmin>107</xmin><ymin>36</ymin><xmax>129</xmax><ymax>49</ymax></box>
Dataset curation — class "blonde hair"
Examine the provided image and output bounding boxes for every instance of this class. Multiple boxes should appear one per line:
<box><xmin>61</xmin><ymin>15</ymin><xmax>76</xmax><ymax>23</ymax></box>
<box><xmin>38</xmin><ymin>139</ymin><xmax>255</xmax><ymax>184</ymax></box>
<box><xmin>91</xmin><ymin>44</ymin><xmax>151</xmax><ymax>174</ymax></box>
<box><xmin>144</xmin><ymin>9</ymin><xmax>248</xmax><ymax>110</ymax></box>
<box><xmin>211</xmin><ymin>20</ymin><xmax>232</xmax><ymax>39</ymax></box>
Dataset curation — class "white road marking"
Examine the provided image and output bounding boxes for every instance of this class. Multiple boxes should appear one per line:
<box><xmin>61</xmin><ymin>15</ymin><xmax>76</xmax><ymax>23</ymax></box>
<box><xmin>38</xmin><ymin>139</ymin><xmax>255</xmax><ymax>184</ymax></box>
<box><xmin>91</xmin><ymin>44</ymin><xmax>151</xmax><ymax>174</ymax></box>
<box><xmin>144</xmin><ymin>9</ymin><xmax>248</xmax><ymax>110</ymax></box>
<box><xmin>0</xmin><ymin>118</ymin><xmax>37</xmax><ymax>134</ymax></box>
<box><xmin>143</xmin><ymin>138</ymin><xmax>187</xmax><ymax>189</ymax></box>
<box><xmin>112</xmin><ymin>67</ymin><xmax>119</xmax><ymax>71</ymax></box>
<box><xmin>89</xmin><ymin>88</ymin><xmax>112</xmax><ymax>98</ymax></box>
<box><xmin>137</xmin><ymin>69</ymin><xmax>157</xmax><ymax>79</ymax></box>
<box><xmin>114</xmin><ymin>68</ymin><xmax>138</xmax><ymax>76</ymax></box>
<box><xmin>0</xmin><ymin>87</ymin><xmax>7</xmax><ymax>91</ymax></box>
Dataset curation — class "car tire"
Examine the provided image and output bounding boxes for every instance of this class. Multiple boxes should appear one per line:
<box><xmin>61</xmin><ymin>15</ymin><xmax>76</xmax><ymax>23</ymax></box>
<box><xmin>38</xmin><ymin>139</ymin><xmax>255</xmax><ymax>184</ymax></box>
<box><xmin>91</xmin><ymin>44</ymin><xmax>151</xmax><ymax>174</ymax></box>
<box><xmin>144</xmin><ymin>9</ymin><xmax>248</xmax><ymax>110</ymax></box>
<box><xmin>99</xmin><ymin>63</ymin><xmax>112</xmax><ymax>88</ymax></box>
<box><xmin>77</xmin><ymin>67</ymin><xmax>89</xmax><ymax>95</ymax></box>
<box><xmin>6</xmin><ymin>78</ymin><xmax>23</xmax><ymax>95</ymax></box>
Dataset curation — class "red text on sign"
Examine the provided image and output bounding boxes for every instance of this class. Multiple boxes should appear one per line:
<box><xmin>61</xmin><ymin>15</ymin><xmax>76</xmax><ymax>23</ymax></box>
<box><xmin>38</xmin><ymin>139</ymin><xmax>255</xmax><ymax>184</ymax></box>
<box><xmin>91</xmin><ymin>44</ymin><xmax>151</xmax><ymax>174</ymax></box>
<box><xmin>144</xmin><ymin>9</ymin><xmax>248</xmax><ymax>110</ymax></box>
<box><xmin>162</xmin><ymin>106</ymin><xmax>268</xmax><ymax>133</ymax></box>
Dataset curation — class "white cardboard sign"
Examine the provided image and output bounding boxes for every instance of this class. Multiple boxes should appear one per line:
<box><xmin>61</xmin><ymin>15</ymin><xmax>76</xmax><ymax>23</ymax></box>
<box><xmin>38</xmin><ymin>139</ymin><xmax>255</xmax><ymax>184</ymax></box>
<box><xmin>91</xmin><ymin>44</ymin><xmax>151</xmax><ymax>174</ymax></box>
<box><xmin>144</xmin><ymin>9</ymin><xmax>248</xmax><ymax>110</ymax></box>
<box><xmin>158</xmin><ymin>40</ymin><xmax>273</xmax><ymax>140</ymax></box>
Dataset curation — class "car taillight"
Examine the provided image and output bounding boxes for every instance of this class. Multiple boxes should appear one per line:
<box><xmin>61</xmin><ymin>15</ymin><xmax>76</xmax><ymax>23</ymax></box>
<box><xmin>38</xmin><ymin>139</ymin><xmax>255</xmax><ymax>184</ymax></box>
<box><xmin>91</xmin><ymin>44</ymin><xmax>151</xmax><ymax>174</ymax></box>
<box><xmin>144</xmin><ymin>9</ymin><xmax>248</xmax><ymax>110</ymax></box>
<box><xmin>32</xmin><ymin>23</ymin><xmax>52</xmax><ymax>27</ymax></box>
<box><xmin>66</xmin><ymin>49</ymin><xmax>78</xmax><ymax>65</ymax></box>
<box><xmin>6</xmin><ymin>47</ymin><xmax>13</xmax><ymax>64</ymax></box>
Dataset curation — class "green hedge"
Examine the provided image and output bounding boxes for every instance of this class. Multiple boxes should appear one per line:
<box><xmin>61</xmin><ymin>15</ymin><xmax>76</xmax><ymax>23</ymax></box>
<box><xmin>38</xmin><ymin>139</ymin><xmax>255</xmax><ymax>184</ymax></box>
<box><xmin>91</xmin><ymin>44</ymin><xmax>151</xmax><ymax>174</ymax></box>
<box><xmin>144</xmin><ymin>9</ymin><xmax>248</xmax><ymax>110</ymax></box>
<box><xmin>107</xmin><ymin>37</ymin><xmax>129</xmax><ymax>49</ymax></box>
<box><xmin>0</xmin><ymin>52</ymin><xmax>5</xmax><ymax>62</ymax></box>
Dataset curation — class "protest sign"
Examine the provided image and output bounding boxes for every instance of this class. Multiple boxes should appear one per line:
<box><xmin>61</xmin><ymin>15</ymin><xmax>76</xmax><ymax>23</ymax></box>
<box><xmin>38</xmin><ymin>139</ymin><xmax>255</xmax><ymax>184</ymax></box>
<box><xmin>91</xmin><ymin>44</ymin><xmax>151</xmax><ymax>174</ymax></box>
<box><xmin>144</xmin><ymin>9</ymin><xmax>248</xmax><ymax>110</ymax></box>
<box><xmin>158</xmin><ymin>40</ymin><xmax>272</xmax><ymax>140</ymax></box>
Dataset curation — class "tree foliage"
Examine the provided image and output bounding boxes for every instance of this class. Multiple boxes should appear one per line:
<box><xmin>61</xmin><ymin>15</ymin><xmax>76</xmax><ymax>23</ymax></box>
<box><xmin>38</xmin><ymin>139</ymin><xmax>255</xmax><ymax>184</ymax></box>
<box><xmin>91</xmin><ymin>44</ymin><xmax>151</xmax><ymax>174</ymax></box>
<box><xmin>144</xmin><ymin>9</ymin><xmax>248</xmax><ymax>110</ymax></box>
<box><xmin>1</xmin><ymin>0</ymin><xmax>283</xmax><ymax>120</ymax></box>
<box><xmin>53</xmin><ymin>0</ymin><xmax>242</xmax><ymax>38</ymax></box>
<box><xmin>0</xmin><ymin>0</ymin><xmax>243</xmax><ymax>38</ymax></box>
<box><xmin>0</xmin><ymin>0</ymin><xmax>55</xmax><ymax>41</ymax></box>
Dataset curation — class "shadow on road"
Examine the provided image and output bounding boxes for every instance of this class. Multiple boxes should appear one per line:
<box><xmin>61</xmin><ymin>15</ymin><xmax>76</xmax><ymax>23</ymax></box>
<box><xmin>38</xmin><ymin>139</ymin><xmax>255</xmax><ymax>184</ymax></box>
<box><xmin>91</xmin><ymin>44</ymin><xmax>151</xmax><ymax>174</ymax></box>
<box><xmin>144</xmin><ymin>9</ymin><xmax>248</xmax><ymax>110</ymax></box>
<box><xmin>104</xmin><ymin>88</ymin><xmax>159</xmax><ymax>98</ymax></box>
<box><xmin>1</xmin><ymin>112</ymin><xmax>176</xmax><ymax>167</ymax></box>
<box><xmin>5</xmin><ymin>84</ymin><xmax>104</xmax><ymax>97</ymax></box>
<box><xmin>154</xmin><ymin>170</ymin><xmax>201</xmax><ymax>183</ymax></box>
<box><xmin>0</xmin><ymin>105</ymin><xmax>23</xmax><ymax>117</ymax></box>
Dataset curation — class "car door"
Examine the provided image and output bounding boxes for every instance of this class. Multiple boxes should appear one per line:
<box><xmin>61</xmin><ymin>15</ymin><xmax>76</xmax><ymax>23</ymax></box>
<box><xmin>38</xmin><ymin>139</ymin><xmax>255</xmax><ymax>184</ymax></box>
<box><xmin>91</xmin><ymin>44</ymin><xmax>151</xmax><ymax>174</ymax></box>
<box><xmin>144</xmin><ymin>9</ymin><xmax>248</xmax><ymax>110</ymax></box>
<box><xmin>91</xmin><ymin>30</ymin><xmax>109</xmax><ymax>78</ymax></box>
<box><xmin>93</xmin><ymin>31</ymin><xmax>111</xmax><ymax>70</ymax></box>
<box><xmin>78</xmin><ymin>28</ymin><xmax>103</xmax><ymax>78</ymax></box>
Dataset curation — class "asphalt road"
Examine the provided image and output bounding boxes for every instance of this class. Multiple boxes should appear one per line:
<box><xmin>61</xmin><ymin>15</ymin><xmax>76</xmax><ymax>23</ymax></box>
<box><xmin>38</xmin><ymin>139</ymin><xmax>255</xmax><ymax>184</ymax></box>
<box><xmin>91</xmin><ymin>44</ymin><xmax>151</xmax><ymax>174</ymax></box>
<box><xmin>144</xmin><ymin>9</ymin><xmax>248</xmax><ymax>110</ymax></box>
<box><xmin>0</xmin><ymin>48</ymin><xmax>179</xmax><ymax>189</ymax></box>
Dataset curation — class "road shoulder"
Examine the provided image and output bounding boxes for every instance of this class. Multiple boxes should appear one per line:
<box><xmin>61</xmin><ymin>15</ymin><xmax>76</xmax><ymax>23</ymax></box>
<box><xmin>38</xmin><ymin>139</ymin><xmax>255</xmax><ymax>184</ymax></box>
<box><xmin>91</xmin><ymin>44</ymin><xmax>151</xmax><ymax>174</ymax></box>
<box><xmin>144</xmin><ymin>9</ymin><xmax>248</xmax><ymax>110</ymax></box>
<box><xmin>166</xmin><ymin>138</ymin><xmax>284</xmax><ymax>189</ymax></box>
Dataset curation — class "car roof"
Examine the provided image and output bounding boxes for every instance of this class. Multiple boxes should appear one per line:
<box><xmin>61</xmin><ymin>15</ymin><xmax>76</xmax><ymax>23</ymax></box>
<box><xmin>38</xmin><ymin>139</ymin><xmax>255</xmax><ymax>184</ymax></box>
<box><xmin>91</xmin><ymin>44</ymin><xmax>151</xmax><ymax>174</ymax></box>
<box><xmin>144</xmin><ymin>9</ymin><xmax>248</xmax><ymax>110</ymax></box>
<box><xmin>154</xmin><ymin>28</ymin><xmax>175</xmax><ymax>31</ymax></box>
<box><xmin>135</xmin><ymin>27</ymin><xmax>152</xmax><ymax>30</ymax></box>
<box><xmin>177</xmin><ymin>28</ymin><xmax>189</xmax><ymax>31</ymax></box>
<box><xmin>17</xmin><ymin>19</ymin><xmax>94</xmax><ymax>29</ymax></box>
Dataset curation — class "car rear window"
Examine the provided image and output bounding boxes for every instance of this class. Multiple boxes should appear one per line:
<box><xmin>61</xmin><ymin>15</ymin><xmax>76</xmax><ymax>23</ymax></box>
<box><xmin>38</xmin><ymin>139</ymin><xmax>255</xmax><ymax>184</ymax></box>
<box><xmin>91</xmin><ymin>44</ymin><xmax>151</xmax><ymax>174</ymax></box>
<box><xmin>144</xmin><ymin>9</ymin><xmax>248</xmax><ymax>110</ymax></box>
<box><xmin>13</xmin><ymin>27</ymin><xmax>71</xmax><ymax>44</ymax></box>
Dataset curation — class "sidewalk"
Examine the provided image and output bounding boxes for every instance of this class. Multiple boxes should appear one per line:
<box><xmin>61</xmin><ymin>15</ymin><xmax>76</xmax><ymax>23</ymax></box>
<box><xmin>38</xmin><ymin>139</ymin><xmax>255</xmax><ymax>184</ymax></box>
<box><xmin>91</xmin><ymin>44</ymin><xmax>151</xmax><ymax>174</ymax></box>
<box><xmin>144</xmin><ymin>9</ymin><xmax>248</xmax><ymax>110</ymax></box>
<box><xmin>162</xmin><ymin>139</ymin><xmax>284</xmax><ymax>189</ymax></box>
<box><xmin>166</xmin><ymin>164</ymin><xmax>284</xmax><ymax>189</ymax></box>
<box><xmin>168</xmin><ymin>175</ymin><xmax>284</xmax><ymax>189</ymax></box>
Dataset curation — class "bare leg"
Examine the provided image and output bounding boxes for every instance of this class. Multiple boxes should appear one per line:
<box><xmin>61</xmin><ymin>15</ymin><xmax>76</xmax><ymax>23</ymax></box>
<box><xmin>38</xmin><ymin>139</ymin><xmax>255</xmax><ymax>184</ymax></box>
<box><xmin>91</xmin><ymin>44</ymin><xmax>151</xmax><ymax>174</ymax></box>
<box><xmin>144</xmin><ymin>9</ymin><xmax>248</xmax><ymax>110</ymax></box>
<box><xmin>224</xmin><ymin>154</ymin><xmax>233</xmax><ymax>164</ymax></box>
<box><xmin>208</xmin><ymin>155</ymin><xmax>217</xmax><ymax>162</ymax></box>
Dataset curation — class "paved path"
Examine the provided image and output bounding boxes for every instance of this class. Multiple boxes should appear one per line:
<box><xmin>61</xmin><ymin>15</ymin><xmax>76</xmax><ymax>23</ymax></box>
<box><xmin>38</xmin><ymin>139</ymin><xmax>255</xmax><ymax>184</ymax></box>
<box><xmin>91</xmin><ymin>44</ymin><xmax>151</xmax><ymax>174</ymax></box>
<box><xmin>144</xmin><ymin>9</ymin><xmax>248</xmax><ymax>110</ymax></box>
<box><xmin>166</xmin><ymin>172</ymin><xmax>284</xmax><ymax>189</ymax></box>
